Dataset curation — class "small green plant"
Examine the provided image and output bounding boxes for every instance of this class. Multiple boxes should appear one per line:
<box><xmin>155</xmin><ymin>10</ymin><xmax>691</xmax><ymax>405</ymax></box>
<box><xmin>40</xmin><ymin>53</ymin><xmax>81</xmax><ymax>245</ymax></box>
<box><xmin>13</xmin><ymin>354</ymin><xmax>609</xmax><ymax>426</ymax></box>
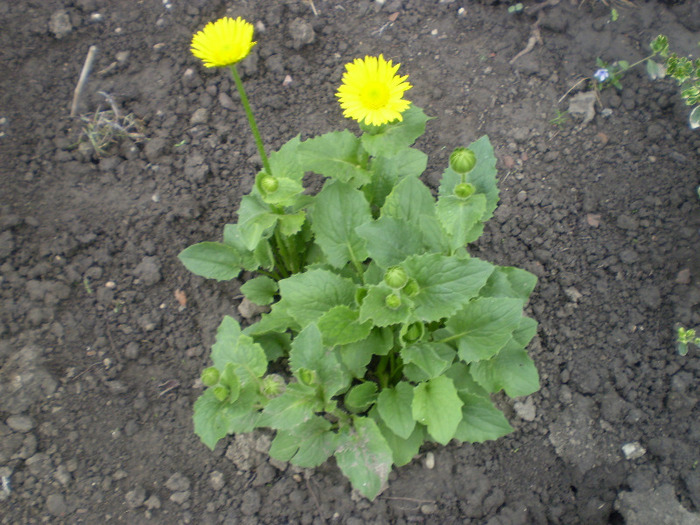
<box><xmin>676</xmin><ymin>326</ymin><xmax>700</xmax><ymax>356</ymax></box>
<box><xmin>181</xmin><ymin>17</ymin><xmax>539</xmax><ymax>500</ymax></box>
<box><xmin>79</xmin><ymin>92</ymin><xmax>145</xmax><ymax>156</ymax></box>
<box><xmin>594</xmin><ymin>35</ymin><xmax>700</xmax><ymax>129</ymax></box>
<box><xmin>507</xmin><ymin>3</ymin><xmax>524</xmax><ymax>14</ymax></box>
<box><xmin>550</xmin><ymin>108</ymin><xmax>570</xmax><ymax>127</ymax></box>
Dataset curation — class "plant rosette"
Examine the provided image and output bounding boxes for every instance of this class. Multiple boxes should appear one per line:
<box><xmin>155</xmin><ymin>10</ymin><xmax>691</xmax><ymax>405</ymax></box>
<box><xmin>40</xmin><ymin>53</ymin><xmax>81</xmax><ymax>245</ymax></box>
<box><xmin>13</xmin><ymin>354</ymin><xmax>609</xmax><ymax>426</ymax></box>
<box><xmin>181</xmin><ymin>18</ymin><xmax>540</xmax><ymax>501</ymax></box>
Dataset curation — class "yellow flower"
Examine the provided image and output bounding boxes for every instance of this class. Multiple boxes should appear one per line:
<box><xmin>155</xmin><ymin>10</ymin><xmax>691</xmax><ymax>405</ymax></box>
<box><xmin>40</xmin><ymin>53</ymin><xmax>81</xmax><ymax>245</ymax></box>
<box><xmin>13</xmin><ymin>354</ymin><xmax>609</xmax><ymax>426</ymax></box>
<box><xmin>191</xmin><ymin>17</ymin><xmax>256</xmax><ymax>68</ymax></box>
<box><xmin>336</xmin><ymin>55</ymin><xmax>412</xmax><ymax>126</ymax></box>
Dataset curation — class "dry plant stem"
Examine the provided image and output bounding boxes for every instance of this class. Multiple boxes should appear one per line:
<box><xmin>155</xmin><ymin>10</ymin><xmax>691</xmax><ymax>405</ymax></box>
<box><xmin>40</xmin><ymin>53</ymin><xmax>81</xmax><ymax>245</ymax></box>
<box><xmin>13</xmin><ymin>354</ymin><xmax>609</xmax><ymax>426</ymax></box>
<box><xmin>510</xmin><ymin>18</ymin><xmax>542</xmax><ymax>64</ymax></box>
<box><xmin>71</xmin><ymin>45</ymin><xmax>98</xmax><ymax>117</ymax></box>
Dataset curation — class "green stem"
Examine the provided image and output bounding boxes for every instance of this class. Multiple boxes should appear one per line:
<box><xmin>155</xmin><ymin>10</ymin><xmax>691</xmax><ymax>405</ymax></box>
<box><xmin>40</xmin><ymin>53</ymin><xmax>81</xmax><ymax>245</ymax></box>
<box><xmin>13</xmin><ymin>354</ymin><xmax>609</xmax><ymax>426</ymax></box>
<box><xmin>274</xmin><ymin>227</ymin><xmax>293</xmax><ymax>276</ymax></box>
<box><xmin>229</xmin><ymin>64</ymin><xmax>272</xmax><ymax>177</ymax></box>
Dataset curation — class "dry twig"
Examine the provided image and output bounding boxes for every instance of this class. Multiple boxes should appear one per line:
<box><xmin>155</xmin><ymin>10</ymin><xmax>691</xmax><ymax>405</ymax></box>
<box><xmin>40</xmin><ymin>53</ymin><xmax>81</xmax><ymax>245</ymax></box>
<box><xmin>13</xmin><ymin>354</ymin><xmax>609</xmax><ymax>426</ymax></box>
<box><xmin>71</xmin><ymin>45</ymin><xmax>98</xmax><ymax>117</ymax></box>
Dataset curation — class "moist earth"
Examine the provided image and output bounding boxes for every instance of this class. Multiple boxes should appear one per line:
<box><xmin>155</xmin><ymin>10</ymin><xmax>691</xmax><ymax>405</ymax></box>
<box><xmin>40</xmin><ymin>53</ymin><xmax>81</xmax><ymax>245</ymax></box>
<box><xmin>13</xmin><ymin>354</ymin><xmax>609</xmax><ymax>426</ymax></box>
<box><xmin>1</xmin><ymin>0</ymin><xmax>700</xmax><ymax>523</ymax></box>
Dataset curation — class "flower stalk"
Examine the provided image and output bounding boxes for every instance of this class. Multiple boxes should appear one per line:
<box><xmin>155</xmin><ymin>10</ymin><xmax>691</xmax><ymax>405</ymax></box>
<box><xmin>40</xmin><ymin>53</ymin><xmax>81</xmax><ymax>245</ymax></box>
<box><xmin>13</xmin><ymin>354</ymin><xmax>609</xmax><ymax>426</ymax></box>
<box><xmin>229</xmin><ymin>64</ymin><xmax>273</xmax><ymax>177</ymax></box>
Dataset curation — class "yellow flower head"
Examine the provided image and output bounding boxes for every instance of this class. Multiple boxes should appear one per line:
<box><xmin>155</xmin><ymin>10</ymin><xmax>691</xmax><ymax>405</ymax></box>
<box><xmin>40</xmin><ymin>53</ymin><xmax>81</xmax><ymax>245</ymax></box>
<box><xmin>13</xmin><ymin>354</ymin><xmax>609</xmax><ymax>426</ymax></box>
<box><xmin>191</xmin><ymin>17</ymin><xmax>256</xmax><ymax>68</ymax></box>
<box><xmin>336</xmin><ymin>55</ymin><xmax>412</xmax><ymax>127</ymax></box>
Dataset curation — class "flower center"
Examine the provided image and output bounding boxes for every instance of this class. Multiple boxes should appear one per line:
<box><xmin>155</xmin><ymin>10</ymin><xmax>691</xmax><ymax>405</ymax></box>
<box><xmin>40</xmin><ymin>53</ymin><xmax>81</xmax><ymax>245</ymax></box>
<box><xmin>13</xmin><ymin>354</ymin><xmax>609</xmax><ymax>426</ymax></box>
<box><xmin>360</xmin><ymin>81</ymin><xmax>390</xmax><ymax>110</ymax></box>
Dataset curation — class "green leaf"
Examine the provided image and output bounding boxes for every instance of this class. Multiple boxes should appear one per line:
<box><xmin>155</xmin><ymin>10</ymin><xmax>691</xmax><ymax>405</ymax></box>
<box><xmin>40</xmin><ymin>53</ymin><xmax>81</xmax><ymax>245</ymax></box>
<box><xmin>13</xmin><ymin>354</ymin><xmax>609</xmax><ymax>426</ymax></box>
<box><xmin>402</xmin><ymin>253</ymin><xmax>494</xmax><ymax>321</ymax></box>
<box><xmin>356</xmin><ymin>217</ymin><xmax>425</xmax><ymax>269</ymax></box>
<box><xmin>240</xmin><ymin>276</ymin><xmax>278</xmax><ymax>306</ymax></box>
<box><xmin>511</xmin><ymin>316</ymin><xmax>538</xmax><ymax>347</ymax></box>
<box><xmin>290</xmin><ymin>416</ymin><xmax>338</xmax><ymax>468</ymax></box>
<box><xmin>366</xmin><ymin>148</ymin><xmax>427</xmax><ymax>208</ymax></box>
<box><xmin>438</xmin><ymin>136</ymin><xmax>499</xmax><ymax>221</ymax></box>
<box><xmin>289</xmin><ymin>324</ymin><xmax>351</xmax><ymax>400</ymax></box>
<box><xmin>238</xmin><ymin>194</ymin><xmax>278</xmax><ymax>250</ymax></box>
<box><xmin>376</xmin><ymin>382</ymin><xmax>415</xmax><ymax>439</ymax></box>
<box><xmin>480</xmin><ymin>266</ymin><xmax>537</xmax><ymax>302</ymax></box>
<box><xmin>178</xmin><ymin>242</ymin><xmax>242</xmax><ymax>281</ymax></box>
<box><xmin>436</xmin><ymin>194</ymin><xmax>487</xmax><ymax>249</ymax></box>
<box><xmin>360</xmin><ymin>105</ymin><xmax>431</xmax><ymax>157</ymax></box>
<box><xmin>469</xmin><ymin>339</ymin><xmax>540</xmax><ymax>397</ymax></box>
<box><xmin>278</xmin><ymin>211</ymin><xmax>306</xmax><ymax>236</ymax></box>
<box><xmin>259</xmin><ymin>382</ymin><xmax>322</xmax><ymax>430</ymax></box>
<box><xmin>359</xmin><ymin>283</ymin><xmax>412</xmax><ymax>327</ymax></box>
<box><xmin>225</xmin><ymin>383</ymin><xmax>263</xmax><ymax>433</ymax></box>
<box><xmin>444</xmin><ymin>362</ymin><xmax>489</xmax><ymax>398</ymax></box>
<box><xmin>298</xmin><ymin>130</ymin><xmax>370</xmax><ymax>186</ymax></box>
<box><xmin>269</xmin><ymin>134</ymin><xmax>304</xmax><ymax>181</ymax></box>
<box><xmin>338</xmin><ymin>327</ymin><xmax>393</xmax><ymax>378</ymax></box>
<box><xmin>317</xmin><ymin>305</ymin><xmax>373</xmax><ymax>346</ymax></box>
<box><xmin>345</xmin><ymin>382</ymin><xmax>378</xmax><ymax>413</ymax></box>
<box><xmin>250</xmin><ymin>331</ymin><xmax>290</xmax><ymax>362</ymax></box>
<box><xmin>381</xmin><ymin>176</ymin><xmax>436</xmax><ymax>225</ymax></box>
<box><xmin>335</xmin><ymin>416</ymin><xmax>393</xmax><ymax>501</ymax></box>
<box><xmin>193</xmin><ymin>388</ymin><xmax>233</xmax><ymax>450</ymax></box>
<box><xmin>454</xmin><ymin>393</ymin><xmax>513</xmax><ymax>443</ymax></box>
<box><xmin>222</xmin><ymin>223</ymin><xmax>261</xmax><ymax>270</ymax></box>
<box><xmin>412</xmin><ymin>376</ymin><xmax>463</xmax><ymax>445</ymax></box>
<box><xmin>278</xmin><ymin>269</ymin><xmax>357</xmax><ymax>327</ymax></box>
<box><xmin>401</xmin><ymin>342</ymin><xmax>455</xmax><ymax>380</ymax></box>
<box><xmin>211</xmin><ymin>316</ymin><xmax>268</xmax><ymax>384</ymax></box>
<box><xmin>311</xmin><ymin>180</ymin><xmax>371</xmax><ymax>268</ymax></box>
<box><xmin>370</xmin><ymin>407</ymin><xmax>424</xmax><ymax>467</ymax></box>
<box><xmin>444</xmin><ymin>298</ymin><xmax>523</xmax><ymax>363</ymax></box>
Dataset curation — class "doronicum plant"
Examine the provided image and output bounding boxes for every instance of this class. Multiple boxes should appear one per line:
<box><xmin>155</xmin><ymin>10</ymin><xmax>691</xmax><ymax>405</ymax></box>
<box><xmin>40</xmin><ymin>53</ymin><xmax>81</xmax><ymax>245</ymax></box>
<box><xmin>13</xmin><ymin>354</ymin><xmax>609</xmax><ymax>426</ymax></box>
<box><xmin>180</xmin><ymin>16</ymin><xmax>540</xmax><ymax>500</ymax></box>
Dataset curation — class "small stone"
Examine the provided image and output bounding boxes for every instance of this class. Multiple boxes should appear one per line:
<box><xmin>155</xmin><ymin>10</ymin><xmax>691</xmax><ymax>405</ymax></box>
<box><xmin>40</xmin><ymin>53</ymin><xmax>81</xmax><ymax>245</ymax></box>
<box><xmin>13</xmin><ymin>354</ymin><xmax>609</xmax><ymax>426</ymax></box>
<box><xmin>49</xmin><ymin>10</ymin><xmax>72</xmax><ymax>39</ymax></box>
<box><xmin>125</xmin><ymin>485</ymin><xmax>146</xmax><ymax>508</ymax></box>
<box><xmin>219</xmin><ymin>92</ymin><xmax>236</xmax><ymax>110</ymax></box>
<box><xmin>170</xmin><ymin>490</ymin><xmax>190</xmax><ymax>505</ymax></box>
<box><xmin>237</xmin><ymin>297</ymin><xmax>270</xmax><ymax>320</ymax></box>
<box><xmin>424</xmin><ymin>451</ymin><xmax>435</xmax><ymax>470</ymax></box>
<box><xmin>133</xmin><ymin>257</ymin><xmax>161</xmax><ymax>286</ymax></box>
<box><xmin>54</xmin><ymin>464</ymin><xmax>71</xmax><ymax>486</ymax></box>
<box><xmin>288</xmin><ymin>18</ymin><xmax>315</xmax><ymax>50</ymax></box>
<box><xmin>209</xmin><ymin>470</ymin><xmax>225</xmax><ymax>491</ymax></box>
<box><xmin>676</xmin><ymin>268</ymin><xmax>691</xmax><ymax>284</ymax></box>
<box><xmin>6</xmin><ymin>415</ymin><xmax>34</xmax><ymax>433</ymax></box>
<box><xmin>514</xmin><ymin>398</ymin><xmax>536</xmax><ymax>422</ymax></box>
<box><xmin>165</xmin><ymin>472</ymin><xmax>190</xmax><ymax>492</ymax></box>
<box><xmin>144</xmin><ymin>494</ymin><xmax>161</xmax><ymax>509</ymax></box>
<box><xmin>190</xmin><ymin>108</ymin><xmax>208</xmax><ymax>126</ymax></box>
<box><xmin>46</xmin><ymin>493</ymin><xmax>67</xmax><ymax>516</ymax></box>
<box><xmin>621</xmin><ymin>442</ymin><xmax>646</xmax><ymax>460</ymax></box>
<box><xmin>564</xmin><ymin>287</ymin><xmax>582</xmax><ymax>303</ymax></box>
<box><xmin>144</xmin><ymin>137</ymin><xmax>168</xmax><ymax>162</ymax></box>
<box><xmin>124</xmin><ymin>342</ymin><xmax>140</xmax><ymax>360</ymax></box>
<box><xmin>421</xmin><ymin>503</ymin><xmax>438</xmax><ymax>514</ymax></box>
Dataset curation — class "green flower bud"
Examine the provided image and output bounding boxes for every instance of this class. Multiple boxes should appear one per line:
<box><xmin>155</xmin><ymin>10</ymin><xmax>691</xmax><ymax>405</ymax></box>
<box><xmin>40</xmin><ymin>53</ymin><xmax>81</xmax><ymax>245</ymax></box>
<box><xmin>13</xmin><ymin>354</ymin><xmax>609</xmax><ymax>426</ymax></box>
<box><xmin>262</xmin><ymin>374</ymin><xmax>285</xmax><ymax>398</ymax></box>
<box><xmin>385</xmin><ymin>293</ymin><xmax>402</xmax><ymax>310</ymax></box>
<box><xmin>260</xmin><ymin>174</ymin><xmax>279</xmax><ymax>193</ymax></box>
<box><xmin>212</xmin><ymin>385</ymin><xmax>230</xmax><ymax>402</ymax></box>
<box><xmin>454</xmin><ymin>182</ymin><xmax>476</xmax><ymax>199</ymax></box>
<box><xmin>384</xmin><ymin>266</ymin><xmax>408</xmax><ymax>289</ymax></box>
<box><xmin>403</xmin><ymin>278</ymin><xmax>419</xmax><ymax>297</ymax></box>
<box><xmin>298</xmin><ymin>368</ymin><xmax>317</xmax><ymax>387</ymax></box>
<box><xmin>449</xmin><ymin>147</ymin><xmax>477</xmax><ymax>174</ymax></box>
<box><xmin>201</xmin><ymin>366</ymin><xmax>220</xmax><ymax>387</ymax></box>
<box><xmin>403</xmin><ymin>321</ymin><xmax>424</xmax><ymax>343</ymax></box>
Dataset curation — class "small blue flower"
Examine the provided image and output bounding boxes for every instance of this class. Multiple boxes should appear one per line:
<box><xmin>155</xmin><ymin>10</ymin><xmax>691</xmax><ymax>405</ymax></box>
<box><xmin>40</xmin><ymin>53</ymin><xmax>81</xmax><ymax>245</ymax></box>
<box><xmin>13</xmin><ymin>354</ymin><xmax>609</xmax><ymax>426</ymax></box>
<box><xmin>594</xmin><ymin>68</ymin><xmax>610</xmax><ymax>82</ymax></box>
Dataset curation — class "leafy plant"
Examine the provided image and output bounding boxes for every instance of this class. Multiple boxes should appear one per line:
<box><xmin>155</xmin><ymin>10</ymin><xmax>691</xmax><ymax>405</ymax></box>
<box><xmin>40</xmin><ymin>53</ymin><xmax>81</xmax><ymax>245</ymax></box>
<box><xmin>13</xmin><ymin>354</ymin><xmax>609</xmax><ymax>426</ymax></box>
<box><xmin>181</xmin><ymin>17</ymin><xmax>539</xmax><ymax>501</ymax></box>
<box><xmin>676</xmin><ymin>326</ymin><xmax>700</xmax><ymax>356</ymax></box>
<box><xmin>594</xmin><ymin>35</ymin><xmax>700</xmax><ymax>129</ymax></box>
